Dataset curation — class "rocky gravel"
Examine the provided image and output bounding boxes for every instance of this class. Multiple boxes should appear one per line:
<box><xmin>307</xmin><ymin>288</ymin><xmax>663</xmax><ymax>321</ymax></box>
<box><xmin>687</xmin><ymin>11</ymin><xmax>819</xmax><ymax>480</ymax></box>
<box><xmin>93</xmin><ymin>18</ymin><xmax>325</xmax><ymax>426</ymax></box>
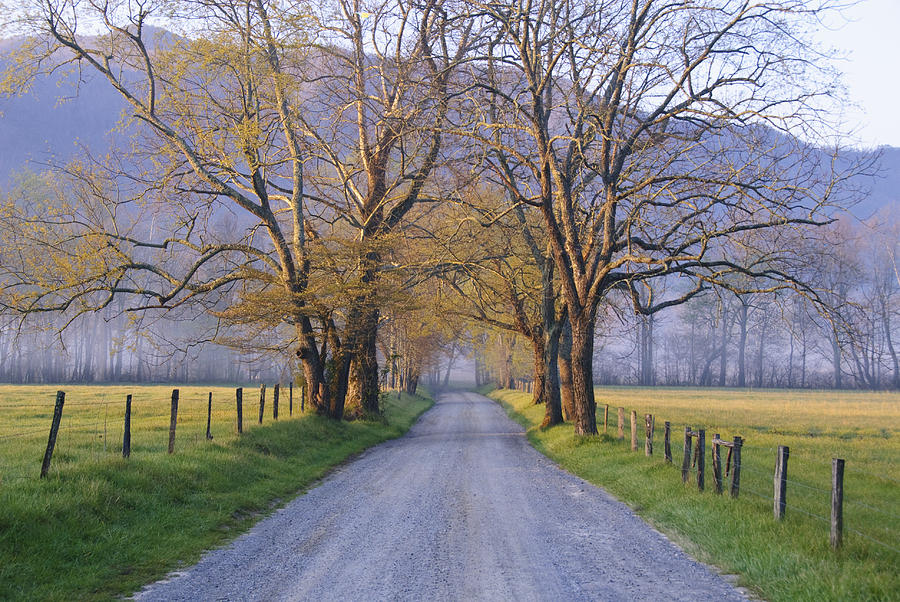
<box><xmin>135</xmin><ymin>391</ymin><xmax>746</xmax><ymax>601</ymax></box>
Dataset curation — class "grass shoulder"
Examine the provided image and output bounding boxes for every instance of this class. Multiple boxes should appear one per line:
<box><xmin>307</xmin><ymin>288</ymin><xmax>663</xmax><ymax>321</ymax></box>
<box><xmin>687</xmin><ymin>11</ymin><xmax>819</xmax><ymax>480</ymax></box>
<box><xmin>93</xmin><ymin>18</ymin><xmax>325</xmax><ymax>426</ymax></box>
<box><xmin>487</xmin><ymin>388</ymin><xmax>898</xmax><ymax>602</ymax></box>
<box><xmin>0</xmin><ymin>389</ymin><xmax>432</xmax><ymax>601</ymax></box>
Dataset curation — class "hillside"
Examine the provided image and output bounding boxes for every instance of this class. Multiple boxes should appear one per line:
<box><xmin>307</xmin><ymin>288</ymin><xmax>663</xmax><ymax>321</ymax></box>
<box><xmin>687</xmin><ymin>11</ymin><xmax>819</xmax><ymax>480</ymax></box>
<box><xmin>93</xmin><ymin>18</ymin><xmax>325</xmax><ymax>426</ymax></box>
<box><xmin>1</xmin><ymin>37</ymin><xmax>897</xmax><ymax>216</ymax></box>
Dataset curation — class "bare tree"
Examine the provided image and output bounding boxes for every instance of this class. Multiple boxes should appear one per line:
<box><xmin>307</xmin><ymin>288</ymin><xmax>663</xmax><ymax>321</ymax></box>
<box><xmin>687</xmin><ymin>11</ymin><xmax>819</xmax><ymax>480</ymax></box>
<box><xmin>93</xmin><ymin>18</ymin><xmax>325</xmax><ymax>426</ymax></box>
<box><xmin>459</xmin><ymin>0</ymin><xmax>855</xmax><ymax>433</ymax></box>
<box><xmin>0</xmin><ymin>0</ymin><xmax>472</xmax><ymax>416</ymax></box>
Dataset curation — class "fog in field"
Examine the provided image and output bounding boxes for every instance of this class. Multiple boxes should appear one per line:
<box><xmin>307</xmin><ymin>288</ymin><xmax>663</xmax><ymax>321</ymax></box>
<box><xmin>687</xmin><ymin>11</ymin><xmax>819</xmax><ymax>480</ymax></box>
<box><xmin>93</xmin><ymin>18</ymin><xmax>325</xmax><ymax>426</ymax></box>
<box><xmin>0</xmin><ymin>8</ymin><xmax>898</xmax><ymax>393</ymax></box>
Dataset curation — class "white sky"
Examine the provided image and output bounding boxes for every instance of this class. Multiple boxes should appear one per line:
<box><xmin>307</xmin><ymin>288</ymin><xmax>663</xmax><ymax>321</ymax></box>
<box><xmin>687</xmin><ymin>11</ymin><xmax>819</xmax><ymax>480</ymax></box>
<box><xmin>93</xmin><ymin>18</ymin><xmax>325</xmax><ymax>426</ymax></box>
<box><xmin>817</xmin><ymin>0</ymin><xmax>900</xmax><ymax>148</ymax></box>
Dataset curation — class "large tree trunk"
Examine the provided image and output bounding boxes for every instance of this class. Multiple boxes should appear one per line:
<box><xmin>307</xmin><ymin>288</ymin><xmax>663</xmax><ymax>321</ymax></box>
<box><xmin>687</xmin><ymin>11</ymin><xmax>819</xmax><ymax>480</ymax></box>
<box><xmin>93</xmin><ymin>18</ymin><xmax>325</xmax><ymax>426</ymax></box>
<box><xmin>531</xmin><ymin>336</ymin><xmax>546</xmax><ymax>405</ymax></box>
<box><xmin>558</xmin><ymin>318</ymin><xmax>575</xmax><ymax>421</ymax></box>
<box><xmin>569</xmin><ymin>315</ymin><xmax>597</xmax><ymax>436</ymax></box>
<box><xmin>737</xmin><ymin>300</ymin><xmax>748</xmax><ymax>387</ymax></box>
<box><xmin>405</xmin><ymin>368</ymin><xmax>419</xmax><ymax>395</ymax></box>
<box><xmin>541</xmin><ymin>323</ymin><xmax>563</xmax><ymax>427</ymax></box>
<box><xmin>296</xmin><ymin>316</ymin><xmax>335</xmax><ymax>417</ymax></box>
<box><xmin>349</xmin><ymin>306</ymin><xmax>381</xmax><ymax>414</ymax></box>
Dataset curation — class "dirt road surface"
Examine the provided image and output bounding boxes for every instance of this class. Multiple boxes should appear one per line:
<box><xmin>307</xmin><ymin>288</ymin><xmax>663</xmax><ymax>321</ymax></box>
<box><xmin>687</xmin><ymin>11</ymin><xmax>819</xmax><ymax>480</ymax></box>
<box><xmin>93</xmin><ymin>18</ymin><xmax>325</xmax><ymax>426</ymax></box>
<box><xmin>136</xmin><ymin>391</ymin><xmax>745</xmax><ymax>601</ymax></box>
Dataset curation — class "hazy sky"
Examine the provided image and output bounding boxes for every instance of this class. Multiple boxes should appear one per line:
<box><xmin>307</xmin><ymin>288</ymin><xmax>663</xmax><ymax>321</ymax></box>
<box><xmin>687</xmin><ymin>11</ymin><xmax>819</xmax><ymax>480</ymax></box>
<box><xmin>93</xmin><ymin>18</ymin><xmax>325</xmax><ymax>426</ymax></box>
<box><xmin>818</xmin><ymin>0</ymin><xmax>900</xmax><ymax>148</ymax></box>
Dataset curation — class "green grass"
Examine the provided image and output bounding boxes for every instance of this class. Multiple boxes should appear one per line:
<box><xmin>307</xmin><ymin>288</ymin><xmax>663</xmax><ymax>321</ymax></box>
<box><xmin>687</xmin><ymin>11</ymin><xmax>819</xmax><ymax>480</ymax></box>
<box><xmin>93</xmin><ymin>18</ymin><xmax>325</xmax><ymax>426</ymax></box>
<box><xmin>0</xmin><ymin>384</ymin><xmax>432</xmax><ymax>600</ymax></box>
<box><xmin>489</xmin><ymin>386</ymin><xmax>899</xmax><ymax>601</ymax></box>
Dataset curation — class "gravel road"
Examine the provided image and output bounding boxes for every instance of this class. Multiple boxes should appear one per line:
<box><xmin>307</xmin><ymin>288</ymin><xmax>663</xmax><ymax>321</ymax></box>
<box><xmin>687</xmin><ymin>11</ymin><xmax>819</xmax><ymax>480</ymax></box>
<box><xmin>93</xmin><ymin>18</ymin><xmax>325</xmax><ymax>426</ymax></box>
<box><xmin>135</xmin><ymin>391</ymin><xmax>746</xmax><ymax>601</ymax></box>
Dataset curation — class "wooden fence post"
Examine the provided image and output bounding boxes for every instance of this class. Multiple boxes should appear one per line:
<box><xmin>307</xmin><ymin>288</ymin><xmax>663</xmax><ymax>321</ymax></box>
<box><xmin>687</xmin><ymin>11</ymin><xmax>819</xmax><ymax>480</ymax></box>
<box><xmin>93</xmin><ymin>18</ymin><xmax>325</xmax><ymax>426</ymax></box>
<box><xmin>681</xmin><ymin>426</ymin><xmax>692</xmax><ymax>483</ymax></box>
<box><xmin>617</xmin><ymin>407</ymin><xmax>625</xmax><ymax>439</ymax></box>
<box><xmin>289</xmin><ymin>381</ymin><xmax>293</xmax><ymax>416</ymax></box>
<box><xmin>697</xmin><ymin>429</ymin><xmax>705</xmax><ymax>492</ymax></box>
<box><xmin>123</xmin><ymin>394</ymin><xmax>132</xmax><ymax>458</ymax></box>
<box><xmin>774</xmin><ymin>445</ymin><xmax>789</xmax><ymax>519</ymax></box>
<box><xmin>273</xmin><ymin>384</ymin><xmax>279</xmax><ymax>420</ymax></box>
<box><xmin>236</xmin><ymin>388</ymin><xmax>243</xmax><ymax>434</ymax></box>
<box><xmin>644</xmin><ymin>414</ymin><xmax>653</xmax><ymax>456</ymax></box>
<box><xmin>730</xmin><ymin>436</ymin><xmax>742</xmax><ymax>498</ymax></box>
<box><xmin>40</xmin><ymin>391</ymin><xmax>66</xmax><ymax>478</ymax></box>
<box><xmin>712</xmin><ymin>433</ymin><xmax>722</xmax><ymax>494</ymax></box>
<box><xmin>831</xmin><ymin>458</ymin><xmax>844</xmax><ymax>549</ymax></box>
<box><xmin>206</xmin><ymin>392</ymin><xmax>213</xmax><ymax>440</ymax></box>
<box><xmin>301</xmin><ymin>384</ymin><xmax>305</xmax><ymax>413</ymax></box>
<box><xmin>258</xmin><ymin>384</ymin><xmax>266</xmax><ymax>425</ymax></box>
<box><xmin>664</xmin><ymin>421</ymin><xmax>672</xmax><ymax>463</ymax></box>
<box><xmin>630</xmin><ymin>410</ymin><xmax>638</xmax><ymax>451</ymax></box>
<box><xmin>604</xmin><ymin>404</ymin><xmax>609</xmax><ymax>433</ymax></box>
<box><xmin>167</xmin><ymin>389</ymin><xmax>179</xmax><ymax>454</ymax></box>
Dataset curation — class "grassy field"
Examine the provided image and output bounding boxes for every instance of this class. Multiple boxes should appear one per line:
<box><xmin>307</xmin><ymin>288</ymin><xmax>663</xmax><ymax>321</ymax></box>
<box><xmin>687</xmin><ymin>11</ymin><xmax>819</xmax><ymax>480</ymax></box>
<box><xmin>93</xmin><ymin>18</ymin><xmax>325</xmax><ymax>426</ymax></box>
<box><xmin>489</xmin><ymin>386</ymin><xmax>899</xmax><ymax>601</ymax></box>
<box><xmin>0</xmin><ymin>384</ymin><xmax>432</xmax><ymax>600</ymax></box>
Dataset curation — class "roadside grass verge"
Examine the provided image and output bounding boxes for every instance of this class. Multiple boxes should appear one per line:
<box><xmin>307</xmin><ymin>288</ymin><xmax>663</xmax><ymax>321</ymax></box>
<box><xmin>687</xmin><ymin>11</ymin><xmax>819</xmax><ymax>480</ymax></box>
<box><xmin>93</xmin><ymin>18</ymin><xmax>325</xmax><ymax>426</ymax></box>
<box><xmin>489</xmin><ymin>387</ymin><xmax>899</xmax><ymax>601</ymax></box>
<box><xmin>0</xmin><ymin>385</ymin><xmax>432</xmax><ymax>600</ymax></box>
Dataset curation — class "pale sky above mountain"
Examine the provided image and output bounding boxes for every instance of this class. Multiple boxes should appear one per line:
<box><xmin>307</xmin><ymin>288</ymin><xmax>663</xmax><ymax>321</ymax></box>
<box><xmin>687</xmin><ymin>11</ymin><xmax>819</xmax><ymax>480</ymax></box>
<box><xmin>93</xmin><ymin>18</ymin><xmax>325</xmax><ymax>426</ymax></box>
<box><xmin>818</xmin><ymin>0</ymin><xmax>900</xmax><ymax>148</ymax></box>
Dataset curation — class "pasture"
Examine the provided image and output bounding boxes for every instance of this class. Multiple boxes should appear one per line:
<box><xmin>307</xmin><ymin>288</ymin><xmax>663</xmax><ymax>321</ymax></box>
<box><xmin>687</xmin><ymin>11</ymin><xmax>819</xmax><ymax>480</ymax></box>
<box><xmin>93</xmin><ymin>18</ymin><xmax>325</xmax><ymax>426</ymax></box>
<box><xmin>491</xmin><ymin>386</ymin><xmax>900</xmax><ymax>601</ymax></box>
<box><xmin>0</xmin><ymin>384</ymin><xmax>432</xmax><ymax>600</ymax></box>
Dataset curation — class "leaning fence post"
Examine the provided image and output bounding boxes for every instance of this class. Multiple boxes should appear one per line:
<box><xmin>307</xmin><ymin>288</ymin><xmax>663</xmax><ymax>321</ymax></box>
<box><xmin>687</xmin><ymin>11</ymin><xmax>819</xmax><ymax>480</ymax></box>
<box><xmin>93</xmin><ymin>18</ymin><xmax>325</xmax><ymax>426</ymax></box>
<box><xmin>831</xmin><ymin>458</ymin><xmax>844</xmax><ymax>549</ymax></box>
<box><xmin>617</xmin><ymin>407</ymin><xmax>625</xmax><ymax>439</ymax></box>
<box><xmin>258</xmin><ymin>384</ymin><xmax>266</xmax><ymax>425</ymax></box>
<box><xmin>664</xmin><ymin>421</ymin><xmax>672</xmax><ymax>463</ymax></box>
<box><xmin>123</xmin><ymin>394</ymin><xmax>132</xmax><ymax>458</ymax></box>
<box><xmin>712</xmin><ymin>433</ymin><xmax>722</xmax><ymax>494</ymax></box>
<box><xmin>730</xmin><ymin>436</ymin><xmax>742</xmax><ymax>498</ymax></box>
<box><xmin>273</xmin><ymin>384</ymin><xmax>279</xmax><ymax>420</ymax></box>
<box><xmin>206</xmin><ymin>392</ymin><xmax>213</xmax><ymax>440</ymax></box>
<box><xmin>697</xmin><ymin>429</ymin><xmax>706</xmax><ymax>492</ymax></box>
<box><xmin>167</xmin><ymin>389</ymin><xmax>179</xmax><ymax>454</ymax></box>
<box><xmin>40</xmin><ymin>391</ymin><xmax>66</xmax><ymax>478</ymax></box>
<box><xmin>236</xmin><ymin>387</ymin><xmax>243</xmax><ymax>434</ymax></box>
<box><xmin>774</xmin><ymin>445</ymin><xmax>790</xmax><ymax>519</ymax></box>
<box><xmin>644</xmin><ymin>414</ymin><xmax>653</xmax><ymax>456</ymax></box>
<box><xmin>604</xmin><ymin>404</ymin><xmax>609</xmax><ymax>433</ymax></box>
<box><xmin>681</xmin><ymin>426</ymin><xmax>692</xmax><ymax>483</ymax></box>
<box><xmin>630</xmin><ymin>410</ymin><xmax>638</xmax><ymax>451</ymax></box>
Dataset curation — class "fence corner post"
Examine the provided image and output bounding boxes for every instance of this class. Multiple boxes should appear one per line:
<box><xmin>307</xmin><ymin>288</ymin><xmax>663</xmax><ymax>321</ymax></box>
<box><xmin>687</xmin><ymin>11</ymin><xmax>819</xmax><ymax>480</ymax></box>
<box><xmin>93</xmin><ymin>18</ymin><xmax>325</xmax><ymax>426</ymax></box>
<box><xmin>831</xmin><ymin>458</ymin><xmax>844</xmax><ymax>549</ymax></box>
<box><xmin>774</xmin><ymin>445</ymin><xmax>789</xmax><ymax>519</ymax></box>
<box><xmin>630</xmin><ymin>410</ymin><xmax>638</xmax><ymax>451</ymax></box>
<box><xmin>258</xmin><ymin>384</ymin><xmax>266</xmax><ymax>425</ymax></box>
<box><xmin>712</xmin><ymin>433</ymin><xmax>722</xmax><ymax>494</ymax></box>
<box><xmin>40</xmin><ymin>391</ymin><xmax>66</xmax><ymax>478</ymax></box>
<box><xmin>730</xmin><ymin>436</ymin><xmax>742</xmax><ymax>498</ymax></box>
<box><xmin>273</xmin><ymin>384</ymin><xmax>279</xmax><ymax>421</ymax></box>
<box><xmin>664</xmin><ymin>421</ymin><xmax>672</xmax><ymax>463</ymax></box>
<box><xmin>236</xmin><ymin>387</ymin><xmax>243</xmax><ymax>434</ymax></box>
<box><xmin>167</xmin><ymin>389</ymin><xmax>179</xmax><ymax>454</ymax></box>
<box><xmin>697</xmin><ymin>429</ymin><xmax>706</xmax><ymax>492</ymax></box>
<box><xmin>681</xmin><ymin>426</ymin><xmax>692</xmax><ymax>483</ymax></box>
<box><xmin>123</xmin><ymin>394</ymin><xmax>132</xmax><ymax>458</ymax></box>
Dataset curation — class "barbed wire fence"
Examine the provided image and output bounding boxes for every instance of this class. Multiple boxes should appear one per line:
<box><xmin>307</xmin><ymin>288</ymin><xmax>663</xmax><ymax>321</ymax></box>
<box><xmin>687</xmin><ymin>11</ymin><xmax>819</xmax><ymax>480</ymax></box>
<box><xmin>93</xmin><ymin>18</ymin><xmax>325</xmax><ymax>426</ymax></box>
<box><xmin>0</xmin><ymin>382</ymin><xmax>307</xmax><ymax>483</ymax></box>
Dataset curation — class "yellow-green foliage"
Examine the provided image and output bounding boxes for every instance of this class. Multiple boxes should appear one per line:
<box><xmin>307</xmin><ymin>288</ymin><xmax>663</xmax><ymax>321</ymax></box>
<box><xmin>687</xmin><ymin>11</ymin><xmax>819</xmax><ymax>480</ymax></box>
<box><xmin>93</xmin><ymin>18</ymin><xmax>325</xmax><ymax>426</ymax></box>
<box><xmin>491</xmin><ymin>387</ymin><xmax>899</xmax><ymax>602</ymax></box>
